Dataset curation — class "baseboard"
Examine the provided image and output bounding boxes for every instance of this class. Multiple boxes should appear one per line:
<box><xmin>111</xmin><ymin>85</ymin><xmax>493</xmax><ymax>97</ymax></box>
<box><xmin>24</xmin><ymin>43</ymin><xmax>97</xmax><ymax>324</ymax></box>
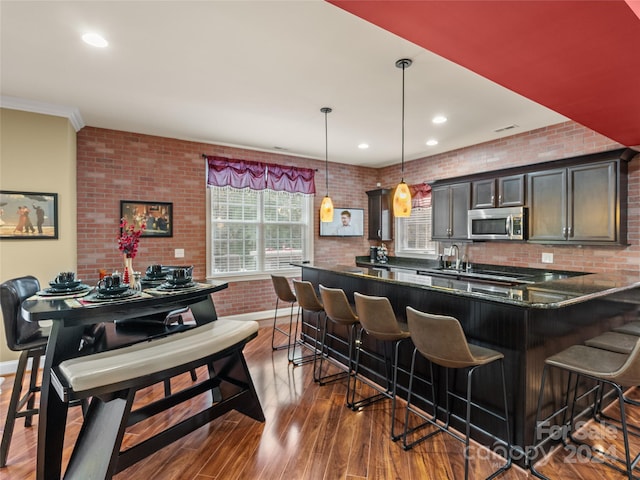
<box><xmin>0</xmin><ymin>308</ymin><xmax>296</xmax><ymax>376</ymax></box>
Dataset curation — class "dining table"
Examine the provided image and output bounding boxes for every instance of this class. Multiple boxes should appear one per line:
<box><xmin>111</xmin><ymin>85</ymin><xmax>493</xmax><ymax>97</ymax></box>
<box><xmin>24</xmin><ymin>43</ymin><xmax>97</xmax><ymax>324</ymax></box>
<box><xmin>21</xmin><ymin>280</ymin><xmax>228</xmax><ymax>480</ymax></box>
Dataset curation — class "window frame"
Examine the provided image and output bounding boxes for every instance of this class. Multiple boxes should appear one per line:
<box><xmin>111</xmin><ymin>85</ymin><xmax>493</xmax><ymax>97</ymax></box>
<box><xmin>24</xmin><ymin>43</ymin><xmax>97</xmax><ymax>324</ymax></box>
<box><xmin>206</xmin><ymin>186</ymin><xmax>314</xmax><ymax>281</ymax></box>
<box><xmin>394</xmin><ymin>205</ymin><xmax>440</xmax><ymax>259</ymax></box>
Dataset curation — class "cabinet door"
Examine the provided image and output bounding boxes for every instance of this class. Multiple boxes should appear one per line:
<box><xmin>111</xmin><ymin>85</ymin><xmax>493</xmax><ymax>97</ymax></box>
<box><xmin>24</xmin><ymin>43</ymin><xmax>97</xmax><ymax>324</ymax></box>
<box><xmin>528</xmin><ymin>169</ymin><xmax>567</xmax><ymax>241</ymax></box>
<box><xmin>471</xmin><ymin>179</ymin><xmax>496</xmax><ymax>209</ymax></box>
<box><xmin>450</xmin><ymin>183</ymin><xmax>471</xmax><ymax>239</ymax></box>
<box><xmin>498</xmin><ymin>174</ymin><xmax>525</xmax><ymax>207</ymax></box>
<box><xmin>569</xmin><ymin>162</ymin><xmax>617</xmax><ymax>242</ymax></box>
<box><xmin>367</xmin><ymin>189</ymin><xmax>392</xmax><ymax>241</ymax></box>
<box><xmin>431</xmin><ymin>185</ymin><xmax>452</xmax><ymax>239</ymax></box>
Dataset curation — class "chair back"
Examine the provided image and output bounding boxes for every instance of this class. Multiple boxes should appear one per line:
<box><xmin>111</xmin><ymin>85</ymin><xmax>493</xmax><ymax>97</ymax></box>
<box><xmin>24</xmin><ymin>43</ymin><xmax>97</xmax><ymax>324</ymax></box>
<box><xmin>0</xmin><ymin>275</ymin><xmax>44</xmax><ymax>351</ymax></box>
<box><xmin>293</xmin><ymin>280</ymin><xmax>323</xmax><ymax>312</ymax></box>
<box><xmin>611</xmin><ymin>337</ymin><xmax>640</xmax><ymax>386</ymax></box>
<box><xmin>406</xmin><ymin>306</ymin><xmax>477</xmax><ymax>369</ymax></box>
<box><xmin>319</xmin><ymin>285</ymin><xmax>358</xmax><ymax>326</ymax></box>
<box><xmin>354</xmin><ymin>292</ymin><xmax>409</xmax><ymax>341</ymax></box>
<box><xmin>271</xmin><ymin>275</ymin><xmax>296</xmax><ymax>303</ymax></box>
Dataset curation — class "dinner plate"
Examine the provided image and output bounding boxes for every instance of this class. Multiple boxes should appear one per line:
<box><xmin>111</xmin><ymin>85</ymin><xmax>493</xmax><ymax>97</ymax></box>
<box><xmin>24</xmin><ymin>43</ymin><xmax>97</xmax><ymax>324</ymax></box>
<box><xmin>157</xmin><ymin>281</ymin><xmax>196</xmax><ymax>291</ymax></box>
<box><xmin>49</xmin><ymin>280</ymin><xmax>82</xmax><ymax>290</ymax></box>
<box><xmin>165</xmin><ymin>276</ymin><xmax>192</xmax><ymax>285</ymax></box>
<box><xmin>42</xmin><ymin>284</ymin><xmax>91</xmax><ymax>295</ymax></box>
<box><xmin>94</xmin><ymin>289</ymin><xmax>138</xmax><ymax>300</ymax></box>
<box><xmin>97</xmin><ymin>285</ymin><xmax>129</xmax><ymax>296</ymax></box>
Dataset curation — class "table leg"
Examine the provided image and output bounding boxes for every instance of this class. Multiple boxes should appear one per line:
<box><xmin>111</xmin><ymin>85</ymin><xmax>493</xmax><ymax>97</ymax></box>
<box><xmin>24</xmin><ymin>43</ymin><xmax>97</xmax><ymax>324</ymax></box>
<box><xmin>36</xmin><ymin>322</ymin><xmax>84</xmax><ymax>480</ymax></box>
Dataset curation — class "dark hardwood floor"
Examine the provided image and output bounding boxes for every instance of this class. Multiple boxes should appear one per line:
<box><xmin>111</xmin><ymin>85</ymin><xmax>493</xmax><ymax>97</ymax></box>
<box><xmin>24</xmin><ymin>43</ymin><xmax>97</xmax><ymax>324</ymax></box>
<box><xmin>1</xmin><ymin>324</ymin><xmax>639</xmax><ymax>479</ymax></box>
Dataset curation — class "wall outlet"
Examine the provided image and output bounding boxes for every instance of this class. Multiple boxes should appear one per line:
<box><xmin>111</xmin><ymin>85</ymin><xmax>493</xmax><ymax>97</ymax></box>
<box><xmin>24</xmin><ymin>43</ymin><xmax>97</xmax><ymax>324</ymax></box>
<box><xmin>174</xmin><ymin>248</ymin><xmax>185</xmax><ymax>258</ymax></box>
<box><xmin>541</xmin><ymin>252</ymin><xmax>554</xmax><ymax>264</ymax></box>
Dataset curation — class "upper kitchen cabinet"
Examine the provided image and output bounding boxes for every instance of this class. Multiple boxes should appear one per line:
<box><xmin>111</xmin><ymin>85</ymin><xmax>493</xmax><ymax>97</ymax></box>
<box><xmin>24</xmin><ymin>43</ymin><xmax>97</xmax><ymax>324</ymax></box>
<box><xmin>528</xmin><ymin>160</ymin><xmax>627</xmax><ymax>244</ymax></box>
<box><xmin>472</xmin><ymin>174</ymin><xmax>525</xmax><ymax>209</ymax></box>
<box><xmin>367</xmin><ymin>188</ymin><xmax>392</xmax><ymax>241</ymax></box>
<box><xmin>432</xmin><ymin>183</ymin><xmax>470</xmax><ymax>240</ymax></box>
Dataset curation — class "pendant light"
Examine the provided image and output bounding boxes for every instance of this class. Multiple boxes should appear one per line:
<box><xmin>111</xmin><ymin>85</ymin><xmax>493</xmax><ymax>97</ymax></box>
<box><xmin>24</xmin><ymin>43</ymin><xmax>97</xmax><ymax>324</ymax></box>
<box><xmin>320</xmin><ymin>107</ymin><xmax>334</xmax><ymax>223</ymax></box>
<box><xmin>393</xmin><ymin>58</ymin><xmax>412</xmax><ymax>218</ymax></box>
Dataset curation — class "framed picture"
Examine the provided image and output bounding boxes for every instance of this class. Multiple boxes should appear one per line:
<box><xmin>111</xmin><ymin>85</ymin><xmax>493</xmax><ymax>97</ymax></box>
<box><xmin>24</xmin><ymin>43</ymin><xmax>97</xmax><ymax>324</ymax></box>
<box><xmin>120</xmin><ymin>200</ymin><xmax>173</xmax><ymax>237</ymax></box>
<box><xmin>0</xmin><ymin>190</ymin><xmax>58</xmax><ymax>239</ymax></box>
<box><xmin>319</xmin><ymin>207</ymin><xmax>364</xmax><ymax>237</ymax></box>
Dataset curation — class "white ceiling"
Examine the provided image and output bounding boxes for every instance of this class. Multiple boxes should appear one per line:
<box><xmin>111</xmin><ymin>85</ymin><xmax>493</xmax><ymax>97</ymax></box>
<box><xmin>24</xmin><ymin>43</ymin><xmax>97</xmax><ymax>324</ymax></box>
<box><xmin>0</xmin><ymin>0</ymin><xmax>567</xmax><ymax>168</ymax></box>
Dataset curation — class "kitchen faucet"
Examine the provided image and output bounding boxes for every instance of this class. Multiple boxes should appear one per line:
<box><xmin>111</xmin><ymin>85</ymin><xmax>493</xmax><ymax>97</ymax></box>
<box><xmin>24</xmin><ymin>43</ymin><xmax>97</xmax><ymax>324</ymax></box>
<box><xmin>451</xmin><ymin>244</ymin><xmax>460</xmax><ymax>270</ymax></box>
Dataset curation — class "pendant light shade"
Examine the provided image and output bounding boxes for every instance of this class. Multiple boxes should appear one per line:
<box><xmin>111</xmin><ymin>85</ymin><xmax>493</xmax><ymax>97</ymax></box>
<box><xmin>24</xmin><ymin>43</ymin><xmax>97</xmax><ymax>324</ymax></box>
<box><xmin>393</xmin><ymin>58</ymin><xmax>412</xmax><ymax>218</ymax></box>
<box><xmin>320</xmin><ymin>107</ymin><xmax>334</xmax><ymax>223</ymax></box>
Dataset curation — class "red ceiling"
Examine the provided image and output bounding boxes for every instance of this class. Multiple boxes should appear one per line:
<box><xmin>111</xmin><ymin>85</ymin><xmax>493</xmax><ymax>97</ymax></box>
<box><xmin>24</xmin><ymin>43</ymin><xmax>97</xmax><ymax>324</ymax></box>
<box><xmin>328</xmin><ymin>0</ymin><xmax>640</xmax><ymax>149</ymax></box>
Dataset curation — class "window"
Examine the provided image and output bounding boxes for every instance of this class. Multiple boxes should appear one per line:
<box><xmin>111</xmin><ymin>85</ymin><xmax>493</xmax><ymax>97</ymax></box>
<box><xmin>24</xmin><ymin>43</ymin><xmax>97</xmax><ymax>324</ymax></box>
<box><xmin>395</xmin><ymin>184</ymin><xmax>438</xmax><ymax>257</ymax></box>
<box><xmin>208</xmin><ymin>186</ymin><xmax>313</xmax><ymax>276</ymax></box>
<box><xmin>395</xmin><ymin>206</ymin><xmax>439</xmax><ymax>257</ymax></box>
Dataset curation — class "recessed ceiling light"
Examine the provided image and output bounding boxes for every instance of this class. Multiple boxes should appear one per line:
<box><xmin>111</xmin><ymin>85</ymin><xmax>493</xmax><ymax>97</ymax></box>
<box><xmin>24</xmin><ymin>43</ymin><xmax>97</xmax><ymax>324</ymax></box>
<box><xmin>358</xmin><ymin>143</ymin><xmax>369</xmax><ymax>149</ymax></box>
<box><xmin>82</xmin><ymin>33</ymin><xmax>108</xmax><ymax>48</ymax></box>
<box><xmin>426</xmin><ymin>139</ymin><xmax>438</xmax><ymax>146</ymax></box>
<box><xmin>432</xmin><ymin>115</ymin><xmax>447</xmax><ymax>124</ymax></box>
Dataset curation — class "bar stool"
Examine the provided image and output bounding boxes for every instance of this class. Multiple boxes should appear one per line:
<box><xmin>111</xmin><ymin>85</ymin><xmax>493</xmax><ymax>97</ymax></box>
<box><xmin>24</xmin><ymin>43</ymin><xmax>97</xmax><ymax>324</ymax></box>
<box><xmin>270</xmin><ymin>275</ymin><xmax>297</xmax><ymax>352</ymax></box>
<box><xmin>318</xmin><ymin>285</ymin><xmax>360</xmax><ymax>402</ymax></box>
<box><xmin>291</xmin><ymin>280</ymin><xmax>323</xmax><ymax>366</ymax></box>
<box><xmin>352</xmin><ymin>292</ymin><xmax>410</xmax><ymax>440</ymax></box>
<box><xmin>615</xmin><ymin>321</ymin><xmax>640</xmax><ymax>337</ymax></box>
<box><xmin>403</xmin><ymin>307</ymin><xmax>512</xmax><ymax>480</ymax></box>
<box><xmin>531</xmin><ymin>338</ymin><xmax>640</xmax><ymax>480</ymax></box>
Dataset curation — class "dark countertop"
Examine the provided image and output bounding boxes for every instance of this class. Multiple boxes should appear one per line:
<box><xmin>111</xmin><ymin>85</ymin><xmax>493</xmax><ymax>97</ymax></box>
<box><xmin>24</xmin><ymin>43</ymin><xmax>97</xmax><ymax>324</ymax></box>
<box><xmin>298</xmin><ymin>261</ymin><xmax>640</xmax><ymax>309</ymax></box>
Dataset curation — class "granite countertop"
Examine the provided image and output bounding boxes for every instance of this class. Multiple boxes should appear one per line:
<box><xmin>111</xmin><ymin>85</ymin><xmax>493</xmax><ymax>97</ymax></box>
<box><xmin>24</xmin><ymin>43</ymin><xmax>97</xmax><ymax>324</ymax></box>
<box><xmin>297</xmin><ymin>261</ymin><xmax>640</xmax><ymax>309</ymax></box>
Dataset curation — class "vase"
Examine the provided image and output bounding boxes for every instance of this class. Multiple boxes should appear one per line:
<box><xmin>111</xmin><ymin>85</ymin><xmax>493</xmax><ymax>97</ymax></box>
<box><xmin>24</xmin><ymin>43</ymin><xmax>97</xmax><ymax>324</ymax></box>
<box><xmin>124</xmin><ymin>255</ymin><xmax>134</xmax><ymax>287</ymax></box>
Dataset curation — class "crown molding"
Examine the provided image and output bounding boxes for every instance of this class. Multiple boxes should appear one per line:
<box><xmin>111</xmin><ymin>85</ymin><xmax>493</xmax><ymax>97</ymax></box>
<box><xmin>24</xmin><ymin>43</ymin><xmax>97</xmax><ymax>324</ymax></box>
<box><xmin>0</xmin><ymin>96</ymin><xmax>85</xmax><ymax>132</ymax></box>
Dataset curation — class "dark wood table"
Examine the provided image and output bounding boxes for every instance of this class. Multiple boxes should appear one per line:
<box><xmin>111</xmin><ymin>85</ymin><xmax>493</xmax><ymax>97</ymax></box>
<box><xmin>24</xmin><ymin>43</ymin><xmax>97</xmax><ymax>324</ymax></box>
<box><xmin>21</xmin><ymin>281</ymin><xmax>228</xmax><ymax>480</ymax></box>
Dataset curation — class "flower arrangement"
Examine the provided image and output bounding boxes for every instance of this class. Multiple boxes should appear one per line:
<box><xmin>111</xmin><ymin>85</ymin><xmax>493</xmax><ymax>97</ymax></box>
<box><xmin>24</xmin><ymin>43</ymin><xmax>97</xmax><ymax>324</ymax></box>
<box><xmin>118</xmin><ymin>218</ymin><xmax>145</xmax><ymax>258</ymax></box>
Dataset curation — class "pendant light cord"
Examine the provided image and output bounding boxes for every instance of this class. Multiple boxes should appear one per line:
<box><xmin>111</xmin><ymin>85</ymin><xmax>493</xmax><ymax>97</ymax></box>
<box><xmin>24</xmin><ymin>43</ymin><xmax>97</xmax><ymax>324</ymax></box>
<box><xmin>401</xmin><ymin>62</ymin><xmax>405</xmax><ymax>182</ymax></box>
<box><xmin>321</xmin><ymin>107</ymin><xmax>332</xmax><ymax>197</ymax></box>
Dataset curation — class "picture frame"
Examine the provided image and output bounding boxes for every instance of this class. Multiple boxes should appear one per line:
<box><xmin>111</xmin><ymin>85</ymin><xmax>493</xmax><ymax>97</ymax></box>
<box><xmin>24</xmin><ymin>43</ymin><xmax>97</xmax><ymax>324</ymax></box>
<box><xmin>120</xmin><ymin>200</ymin><xmax>173</xmax><ymax>237</ymax></box>
<box><xmin>319</xmin><ymin>207</ymin><xmax>364</xmax><ymax>237</ymax></box>
<box><xmin>0</xmin><ymin>190</ymin><xmax>59</xmax><ymax>239</ymax></box>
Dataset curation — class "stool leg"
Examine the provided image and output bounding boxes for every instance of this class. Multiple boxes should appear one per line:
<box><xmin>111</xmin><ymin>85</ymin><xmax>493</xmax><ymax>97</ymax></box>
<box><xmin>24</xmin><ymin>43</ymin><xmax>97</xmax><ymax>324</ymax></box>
<box><xmin>486</xmin><ymin>359</ymin><xmax>512</xmax><ymax>479</ymax></box>
<box><xmin>0</xmin><ymin>351</ymin><xmax>30</xmax><ymax>467</ymax></box>
<box><xmin>24</xmin><ymin>352</ymin><xmax>42</xmax><ymax>427</ymax></box>
<box><xmin>390</xmin><ymin>339</ymin><xmax>402</xmax><ymax>441</ymax></box>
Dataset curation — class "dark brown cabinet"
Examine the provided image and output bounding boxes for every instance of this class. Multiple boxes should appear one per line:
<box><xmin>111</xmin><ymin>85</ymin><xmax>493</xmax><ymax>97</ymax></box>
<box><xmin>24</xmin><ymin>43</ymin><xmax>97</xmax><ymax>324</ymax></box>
<box><xmin>367</xmin><ymin>189</ymin><xmax>392</xmax><ymax>241</ymax></box>
<box><xmin>528</xmin><ymin>161</ymin><xmax>620</xmax><ymax>243</ymax></box>
<box><xmin>432</xmin><ymin>183</ymin><xmax>470</xmax><ymax>240</ymax></box>
<box><xmin>472</xmin><ymin>174</ymin><xmax>525</xmax><ymax>209</ymax></box>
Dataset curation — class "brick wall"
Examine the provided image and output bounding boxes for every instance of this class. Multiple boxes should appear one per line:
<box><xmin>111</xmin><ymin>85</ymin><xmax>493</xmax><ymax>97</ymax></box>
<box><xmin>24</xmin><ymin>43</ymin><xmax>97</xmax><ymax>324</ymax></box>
<box><xmin>76</xmin><ymin>127</ymin><xmax>376</xmax><ymax>317</ymax></box>
<box><xmin>77</xmin><ymin>121</ymin><xmax>638</xmax><ymax>318</ymax></box>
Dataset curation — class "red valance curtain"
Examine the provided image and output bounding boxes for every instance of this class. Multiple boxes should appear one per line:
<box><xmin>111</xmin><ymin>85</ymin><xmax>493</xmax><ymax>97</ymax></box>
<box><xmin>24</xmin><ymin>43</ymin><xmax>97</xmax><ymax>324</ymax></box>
<box><xmin>409</xmin><ymin>183</ymin><xmax>432</xmax><ymax>208</ymax></box>
<box><xmin>266</xmin><ymin>164</ymin><xmax>316</xmax><ymax>194</ymax></box>
<box><xmin>206</xmin><ymin>156</ymin><xmax>266</xmax><ymax>190</ymax></box>
<box><xmin>205</xmin><ymin>155</ymin><xmax>315</xmax><ymax>194</ymax></box>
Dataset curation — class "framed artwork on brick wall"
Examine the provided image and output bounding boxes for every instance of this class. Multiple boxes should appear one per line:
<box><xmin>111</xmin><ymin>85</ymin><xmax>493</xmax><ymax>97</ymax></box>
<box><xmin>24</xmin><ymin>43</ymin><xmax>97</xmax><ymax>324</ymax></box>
<box><xmin>120</xmin><ymin>200</ymin><xmax>173</xmax><ymax>237</ymax></box>
<box><xmin>0</xmin><ymin>190</ymin><xmax>59</xmax><ymax>239</ymax></box>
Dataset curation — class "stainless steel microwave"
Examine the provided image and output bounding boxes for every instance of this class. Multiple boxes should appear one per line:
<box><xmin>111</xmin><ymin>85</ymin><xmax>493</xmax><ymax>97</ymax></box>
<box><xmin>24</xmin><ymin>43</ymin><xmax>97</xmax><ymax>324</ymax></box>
<box><xmin>468</xmin><ymin>206</ymin><xmax>526</xmax><ymax>240</ymax></box>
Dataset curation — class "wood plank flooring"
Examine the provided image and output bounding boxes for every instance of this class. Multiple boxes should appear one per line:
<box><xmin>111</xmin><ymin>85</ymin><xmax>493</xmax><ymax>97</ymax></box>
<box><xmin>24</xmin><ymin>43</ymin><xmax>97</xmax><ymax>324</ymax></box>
<box><xmin>1</xmin><ymin>324</ymin><xmax>639</xmax><ymax>479</ymax></box>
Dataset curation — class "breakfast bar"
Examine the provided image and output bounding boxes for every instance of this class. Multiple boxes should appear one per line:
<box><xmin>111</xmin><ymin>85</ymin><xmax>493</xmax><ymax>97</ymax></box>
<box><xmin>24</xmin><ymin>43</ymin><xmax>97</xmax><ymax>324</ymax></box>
<box><xmin>297</xmin><ymin>262</ymin><xmax>640</xmax><ymax>456</ymax></box>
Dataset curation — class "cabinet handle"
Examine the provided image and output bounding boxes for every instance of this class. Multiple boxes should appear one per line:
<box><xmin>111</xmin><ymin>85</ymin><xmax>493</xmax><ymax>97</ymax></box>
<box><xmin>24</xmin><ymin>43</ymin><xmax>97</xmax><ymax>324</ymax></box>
<box><xmin>491</xmin><ymin>195</ymin><xmax>495</xmax><ymax>204</ymax></box>
<box><xmin>498</xmin><ymin>194</ymin><xmax>502</xmax><ymax>205</ymax></box>
<box><xmin>568</xmin><ymin>227</ymin><xmax>573</xmax><ymax>237</ymax></box>
<box><xmin>377</xmin><ymin>229</ymin><xmax>381</xmax><ymax>238</ymax></box>
<box><xmin>562</xmin><ymin>227</ymin><xmax>567</xmax><ymax>238</ymax></box>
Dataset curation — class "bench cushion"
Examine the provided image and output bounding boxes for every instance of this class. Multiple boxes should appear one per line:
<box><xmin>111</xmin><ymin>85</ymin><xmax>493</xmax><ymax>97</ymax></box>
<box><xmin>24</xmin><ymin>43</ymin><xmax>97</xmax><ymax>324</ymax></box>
<box><xmin>59</xmin><ymin>319</ymin><xmax>259</xmax><ymax>393</ymax></box>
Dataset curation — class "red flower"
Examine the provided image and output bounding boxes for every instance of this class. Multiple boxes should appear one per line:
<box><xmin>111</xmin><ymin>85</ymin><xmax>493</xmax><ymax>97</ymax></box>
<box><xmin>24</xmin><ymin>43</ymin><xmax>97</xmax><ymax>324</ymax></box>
<box><xmin>118</xmin><ymin>218</ymin><xmax>145</xmax><ymax>258</ymax></box>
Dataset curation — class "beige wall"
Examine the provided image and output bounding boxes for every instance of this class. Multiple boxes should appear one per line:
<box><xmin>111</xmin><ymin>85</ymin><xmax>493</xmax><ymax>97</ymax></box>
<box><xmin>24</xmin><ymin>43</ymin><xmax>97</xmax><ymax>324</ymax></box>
<box><xmin>0</xmin><ymin>108</ymin><xmax>77</xmax><ymax>363</ymax></box>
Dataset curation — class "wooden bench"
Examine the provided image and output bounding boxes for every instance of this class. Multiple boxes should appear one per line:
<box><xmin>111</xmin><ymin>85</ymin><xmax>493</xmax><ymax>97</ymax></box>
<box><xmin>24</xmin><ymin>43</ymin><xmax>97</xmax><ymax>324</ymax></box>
<box><xmin>50</xmin><ymin>319</ymin><xmax>264</xmax><ymax>480</ymax></box>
